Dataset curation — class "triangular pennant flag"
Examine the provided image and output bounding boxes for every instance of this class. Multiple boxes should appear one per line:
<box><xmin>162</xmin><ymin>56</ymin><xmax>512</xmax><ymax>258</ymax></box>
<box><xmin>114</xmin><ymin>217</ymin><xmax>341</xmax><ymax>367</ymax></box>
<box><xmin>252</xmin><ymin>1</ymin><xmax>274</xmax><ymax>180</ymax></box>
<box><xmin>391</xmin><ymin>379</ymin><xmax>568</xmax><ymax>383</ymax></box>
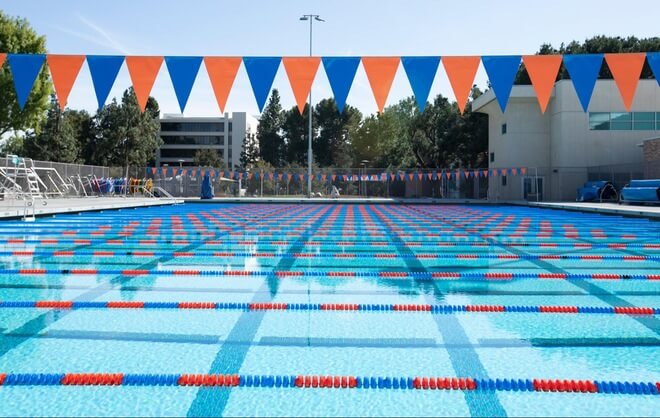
<box><xmin>125</xmin><ymin>56</ymin><xmax>164</xmax><ymax>112</ymax></box>
<box><xmin>210</xmin><ymin>170</ymin><xmax>216</xmax><ymax>178</ymax></box>
<box><xmin>229</xmin><ymin>171</ymin><xmax>234</xmax><ymax>179</ymax></box>
<box><xmin>520</xmin><ymin>167</ymin><xmax>527</xmax><ymax>176</ymax></box>
<box><xmin>441</xmin><ymin>56</ymin><xmax>480</xmax><ymax>113</ymax></box>
<box><xmin>464</xmin><ymin>171</ymin><xmax>470</xmax><ymax>179</ymax></box>
<box><xmin>165</xmin><ymin>56</ymin><xmax>202</xmax><ymax>113</ymax></box>
<box><xmin>473</xmin><ymin>170</ymin><xmax>478</xmax><ymax>178</ymax></box>
<box><xmin>161</xmin><ymin>167</ymin><xmax>167</xmax><ymax>177</ymax></box>
<box><xmin>243</xmin><ymin>57</ymin><xmax>281</xmax><ymax>112</ymax></box>
<box><xmin>482</xmin><ymin>170</ymin><xmax>488</xmax><ymax>178</ymax></box>
<box><xmin>648</xmin><ymin>53</ymin><xmax>660</xmax><ymax>87</ymax></box>
<box><xmin>282</xmin><ymin>57</ymin><xmax>321</xmax><ymax>115</ymax></box>
<box><xmin>298</xmin><ymin>173</ymin><xmax>304</xmax><ymax>182</ymax></box>
<box><xmin>343</xmin><ymin>175</ymin><xmax>348</xmax><ymax>181</ymax></box>
<box><xmin>361</xmin><ymin>57</ymin><xmax>400</xmax><ymax>113</ymax></box>
<box><xmin>455</xmin><ymin>170</ymin><xmax>461</xmax><ymax>179</ymax></box>
<box><xmin>268</xmin><ymin>173</ymin><xmax>274</xmax><ymax>181</ymax></box>
<box><xmin>417</xmin><ymin>173</ymin><xmax>423</xmax><ymax>181</ymax></box>
<box><xmin>501</xmin><ymin>169</ymin><xmax>507</xmax><ymax>176</ymax></box>
<box><xmin>7</xmin><ymin>54</ymin><xmax>46</xmax><ymax>109</ymax></box>
<box><xmin>522</xmin><ymin>55</ymin><xmax>562</xmax><ymax>113</ymax></box>
<box><xmin>427</xmin><ymin>173</ymin><xmax>433</xmax><ymax>180</ymax></box>
<box><xmin>401</xmin><ymin>56</ymin><xmax>440</xmax><ymax>111</ymax></box>
<box><xmin>201</xmin><ymin>169</ymin><xmax>206</xmax><ymax>178</ymax></box>
<box><xmin>605</xmin><ymin>53</ymin><xmax>646</xmax><ymax>111</ymax></box>
<box><xmin>204</xmin><ymin>57</ymin><xmax>242</xmax><ymax>113</ymax></box>
<box><xmin>151</xmin><ymin>167</ymin><xmax>157</xmax><ymax>175</ymax></box>
<box><xmin>408</xmin><ymin>173</ymin><xmax>414</xmax><ymax>181</ymax></box>
<box><xmin>87</xmin><ymin>55</ymin><xmax>125</xmax><ymax>109</ymax></box>
<box><xmin>47</xmin><ymin>55</ymin><xmax>86</xmax><ymax>110</ymax></box>
<box><xmin>287</xmin><ymin>173</ymin><xmax>293</xmax><ymax>182</ymax></box>
<box><xmin>248</xmin><ymin>172</ymin><xmax>253</xmax><ymax>180</ymax></box>
<box><xmin>492</xmin><ymin>169</ymin><xmax>498</xmax><ymax>177</ymax></box>
<box><xmin>322</xmin><ymin>57</ymin><xmax>361</xmax><ymax>113</ymax></box>
<box><xmin>0</xmin><ymin>53</ymin><xmax>5</xmax><ymax>68</ymax></box>
<box><xmin>390</xmin><ymin>174</ymin><xmax>395</xmax><ymax>182</ymax></box>
<box><xmin>445</xmin><ymin>172</ymin><xmax>451</xmax><ymax>179</ymax></box>
<box><xmin>322</xmin><ymin>174</ymin><xmax>327</xmax><ymax>182</ymax></box>
<box><xmin>435</xmin><ymin>172</ymin><xmax>441</xmax><ymax>180</ymax></box>
<box><xmin>562</xmin><ymin>54</ymin><xmax>603</xmax><ymax>112</ymax></box>
<box><xmin>481</xmin><ymin>55</ymin><xmax>521</xmax><ymax>112</ymax></box>
<box><xmin>511</xmin><ymin>168</ymin><xmax>518</xmax><ymax>176</ymax></box>
<box><xmin>331</xmin><ymin>174</ymin><xmax>336</xmax><ymax>182</ymax></box>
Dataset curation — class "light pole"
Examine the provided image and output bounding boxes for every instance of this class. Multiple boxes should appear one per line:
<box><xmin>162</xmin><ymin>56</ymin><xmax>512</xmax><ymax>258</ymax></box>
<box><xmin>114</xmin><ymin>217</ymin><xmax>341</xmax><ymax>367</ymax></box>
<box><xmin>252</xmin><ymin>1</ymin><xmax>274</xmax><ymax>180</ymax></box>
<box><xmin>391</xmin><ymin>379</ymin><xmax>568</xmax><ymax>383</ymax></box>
<box><xmin>300</xmin><ymin>14</ymin><xmax>324</xmax><ymax>197</ymax></box>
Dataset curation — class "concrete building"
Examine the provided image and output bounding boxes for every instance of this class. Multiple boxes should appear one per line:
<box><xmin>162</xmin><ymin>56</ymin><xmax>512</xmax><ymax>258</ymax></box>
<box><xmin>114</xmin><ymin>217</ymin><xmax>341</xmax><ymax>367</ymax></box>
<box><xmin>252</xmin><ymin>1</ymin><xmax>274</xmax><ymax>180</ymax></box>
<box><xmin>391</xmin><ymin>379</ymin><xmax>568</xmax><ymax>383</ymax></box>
<box><xmin>156</xmin><ymin>113</ymin><xmax>258</xmax><ymax>168</ymax></box>
<box><xmin>473</xmin><ymin>79</ymin><xmax>660</xmax><ymax>201</ymax></box>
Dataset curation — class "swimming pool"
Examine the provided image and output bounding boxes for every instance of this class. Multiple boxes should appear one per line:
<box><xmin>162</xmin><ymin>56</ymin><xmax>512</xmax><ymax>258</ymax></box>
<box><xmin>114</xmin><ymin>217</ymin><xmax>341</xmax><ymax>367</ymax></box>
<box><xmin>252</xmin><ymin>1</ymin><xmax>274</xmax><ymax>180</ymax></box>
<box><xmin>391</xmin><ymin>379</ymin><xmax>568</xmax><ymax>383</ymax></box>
<box><xmin>0</xmin><ymin>203</ymin><xmax>658</xmax><ymax>417</ymax></box>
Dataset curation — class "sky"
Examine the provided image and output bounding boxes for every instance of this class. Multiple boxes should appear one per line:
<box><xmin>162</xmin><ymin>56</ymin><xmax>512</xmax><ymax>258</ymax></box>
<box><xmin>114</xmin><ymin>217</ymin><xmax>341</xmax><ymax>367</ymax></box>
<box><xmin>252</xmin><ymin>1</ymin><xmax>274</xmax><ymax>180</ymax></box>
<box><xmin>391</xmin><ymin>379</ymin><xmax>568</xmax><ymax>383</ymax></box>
<box><xmin>2</xmin><ymin>0</ymin><xmax>659</xmax><ymax>117</ymax></box>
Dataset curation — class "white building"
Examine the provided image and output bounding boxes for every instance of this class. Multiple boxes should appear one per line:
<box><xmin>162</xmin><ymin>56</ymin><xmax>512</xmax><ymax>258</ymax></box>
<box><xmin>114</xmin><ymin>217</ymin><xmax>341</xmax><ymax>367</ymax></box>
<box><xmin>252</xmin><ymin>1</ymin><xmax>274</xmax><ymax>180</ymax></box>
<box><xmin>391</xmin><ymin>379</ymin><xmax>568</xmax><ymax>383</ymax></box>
<box><xmin>156</xmin><ymin>113</ymin><xmax>258</xmax><ymax>168</ymax></box>
<box><xmin>473</xmin><ymin>79</ymin><xmax>660</xmax><ymax>201</ymax></box>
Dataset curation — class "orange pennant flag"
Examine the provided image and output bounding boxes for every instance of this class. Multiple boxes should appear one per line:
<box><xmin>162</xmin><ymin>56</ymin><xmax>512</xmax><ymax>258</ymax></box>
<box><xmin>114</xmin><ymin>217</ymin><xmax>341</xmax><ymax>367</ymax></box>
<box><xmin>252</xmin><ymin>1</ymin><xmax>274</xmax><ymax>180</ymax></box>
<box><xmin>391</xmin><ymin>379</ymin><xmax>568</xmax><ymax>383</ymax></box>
<box><xmin>204</xmin><ymin>57</ymin><xmax>241</xmax><ymax>113</ymax></box>
<box><xmin>511</xmin><ymin>168</ymin><xmax>518</xmax><ymax>176</ymax></box>
<box><xmin>282</xmin><ymin>57</ymin><xmax>321</xmax><ymax>115</ymax></box>
<box><xmin>47</xmin><ymin>55</ymin><xmax>86</xmax><ymax>110</ymax></box>
<box><xmin>482</xmin><ymin>170</ymin><xmax>488</xmax><ymax>178</ymax></box>
<box><xmin>605</xmin><ymin>53</ymin><xmax>646</xmax><ymax>111</ymax></box>
<box><xmin>0</xmin><ymin>53</ymin><xmax>5</xmax><ymax>68</ymax></box>
<box><xmin>248</xmin><ymin>172</ymin><xmax>253</xmax><ymax>180</ymax></box>
<box><xmin>492</xmin><ymin>169</ymin><xmax>498</xmax><ymax>177</ymax></box>
<box><xmin>361</xmin><ymin>57</ymin><xmax>400</xmax><ymax>113</ymax></box>
<box><xmin>427</xmin><ymin>173</ymin><xmax>432</xmax><ymax>180</ymax></box>
<box><xmin>268</xmin><ymin>173</ymin><xmax>274</xmax><ymax>181</ymax></box>
<box><xmin>331</xmin><ymin>174</ymin><xmax>337</xmax><ymax>182</ymax></box>
<box><xmin>521</xmin><ymin>167</ymin><xmax>527</xmax><ymax>176</ymax></box>
<box><xmin>441</xmin><ymin>56</ymin><xmax>480</xmax><ymax>114</ymax></box>
<box><xmin>501</xmin><ymin>168</ymin><xmax>507</xmax><ymax>176</ymax></box>
<box><xmin>445</xmin><ymin>172</ymin><xmax>451</xmax><ymax>179</ymax></box>
<box><xmin>125</xmin><ymin>56</ymin><xmax>163</xmax><ymax>112</ymax></box>
<box><xmin>407</xmin><ymin>173</ymin><xmax>414</xmax><ymax>181</ymax></box>
<box><xmin>287</xmin><ymin>173</ymin><xmax>293</xmax><ymax>182</ymax></box>
<box><xmin>464</xmin><ymin>171</ymin><xmax>470</xmax><ymax>179</ymax></box>
<box><xmin>523</xmin><ymin>55</ymin><xmax>562</xmax><ymax>113</ymax></box>
<box><xmin>417</xmin><ymin>173</ymin><xmax>423</xmax><ymax>181</ymax></box>
<box><xmin>322</xmin><ymin>174</ymin><xmax>327</xmax><ymax>182</ymax></box>
<box><xmin>151</xmin><ymin>167</ymin><xmax>157</xmax><ymax>175</ymax></box>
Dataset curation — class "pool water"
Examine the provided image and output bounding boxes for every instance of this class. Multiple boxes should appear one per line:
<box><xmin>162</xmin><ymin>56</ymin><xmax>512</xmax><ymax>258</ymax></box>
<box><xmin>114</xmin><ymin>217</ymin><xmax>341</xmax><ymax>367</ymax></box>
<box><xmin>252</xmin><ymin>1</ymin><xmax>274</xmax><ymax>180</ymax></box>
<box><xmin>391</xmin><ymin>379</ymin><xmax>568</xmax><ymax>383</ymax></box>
<box><xmin>0</xmin><ymin>203</ymin><xmax>659</xmax><ymax>417</ymax></box>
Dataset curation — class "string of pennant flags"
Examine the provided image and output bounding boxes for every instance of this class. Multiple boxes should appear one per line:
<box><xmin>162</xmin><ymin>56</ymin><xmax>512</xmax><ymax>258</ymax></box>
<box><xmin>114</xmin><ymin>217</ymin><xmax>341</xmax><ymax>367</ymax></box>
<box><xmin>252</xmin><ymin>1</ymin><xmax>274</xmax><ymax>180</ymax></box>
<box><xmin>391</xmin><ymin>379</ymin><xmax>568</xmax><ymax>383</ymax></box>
<box><xmin>147</xmin><ymin>167</ymin><xmax>528</xmax><ymax>181</ymax></box>
<box><xmin>1</xmin><ymin>53</ymin><xmax>659</xmax><ymax>115</ymax></box>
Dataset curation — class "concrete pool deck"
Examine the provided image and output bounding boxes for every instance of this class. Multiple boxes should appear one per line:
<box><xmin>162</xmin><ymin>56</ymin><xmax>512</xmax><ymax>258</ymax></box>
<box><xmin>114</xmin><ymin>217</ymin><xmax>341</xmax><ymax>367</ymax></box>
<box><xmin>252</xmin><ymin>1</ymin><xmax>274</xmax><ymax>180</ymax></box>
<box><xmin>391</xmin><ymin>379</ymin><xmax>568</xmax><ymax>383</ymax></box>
<box><xmin>0</xmin><ymin>197</ymin><xmax>183</xmax><ymax>219</ymax></box>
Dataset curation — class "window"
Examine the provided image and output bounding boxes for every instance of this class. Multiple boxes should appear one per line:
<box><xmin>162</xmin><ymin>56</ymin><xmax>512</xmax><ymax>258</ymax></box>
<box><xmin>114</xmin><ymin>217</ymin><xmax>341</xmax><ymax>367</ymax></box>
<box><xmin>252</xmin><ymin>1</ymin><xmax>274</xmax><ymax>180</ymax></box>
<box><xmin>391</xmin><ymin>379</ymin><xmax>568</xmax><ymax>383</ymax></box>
<box><xmin>501</xmin><ymin>123</ymin><xmax>507</xmax><ymax>134</ymax></box>
<box><xmin>490</xmin><ymin>152</ymin><xmax>495</xmax><ymax>163</ymax></box>
<box><xmin>161</xmin><ymin>136</ymin><xmax>224</xmax><ymax>146</ymax></box>
<box><xmin>589</xmin><ymin>113</ymin><xmax>610</xmax><ymax>130</ymax></box>
<box><xmin>160</xmin><ymin>122</ymin><xmax>224</xmax><ymax>132</ymax></box>
<box><xmin>589</xmin><ymin>112</ymin><xmax>660</xmax><ymax>131</ymax></box>
<box><xmin>502</xmin><ymin>175</ymin><xmax>507</xmax><ymax>186</ymax></box>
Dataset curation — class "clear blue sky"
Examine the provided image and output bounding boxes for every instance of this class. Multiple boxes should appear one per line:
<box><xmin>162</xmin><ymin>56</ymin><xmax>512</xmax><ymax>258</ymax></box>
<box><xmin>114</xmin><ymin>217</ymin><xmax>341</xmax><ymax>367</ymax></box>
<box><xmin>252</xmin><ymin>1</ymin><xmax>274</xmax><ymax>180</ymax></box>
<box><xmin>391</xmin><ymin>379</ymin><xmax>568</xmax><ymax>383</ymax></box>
<box><xmin>3</xmin><ymin>0</ymin><xmax>658</xmax><ymax>116</ymax></box>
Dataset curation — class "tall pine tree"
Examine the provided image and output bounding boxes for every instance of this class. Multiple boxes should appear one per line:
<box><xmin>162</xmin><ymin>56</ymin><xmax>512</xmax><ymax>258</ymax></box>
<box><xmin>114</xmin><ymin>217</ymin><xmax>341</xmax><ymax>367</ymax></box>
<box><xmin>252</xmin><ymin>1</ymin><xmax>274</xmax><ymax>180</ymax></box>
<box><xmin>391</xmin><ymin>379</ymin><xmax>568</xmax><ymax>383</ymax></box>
<box><xmin>257</xmin><ymin>89</ymin><xmax>284</xmax><ymax>166</ymax></box>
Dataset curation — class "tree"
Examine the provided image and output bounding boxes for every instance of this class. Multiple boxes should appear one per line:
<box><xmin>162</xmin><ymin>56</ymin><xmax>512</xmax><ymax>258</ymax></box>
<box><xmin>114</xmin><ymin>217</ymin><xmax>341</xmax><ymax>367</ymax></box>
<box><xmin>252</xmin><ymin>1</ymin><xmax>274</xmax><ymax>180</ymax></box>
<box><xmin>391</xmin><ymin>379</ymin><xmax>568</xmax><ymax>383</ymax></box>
<box><xmin>281</xmin><ymin>104</ymin><xmax>308</xmax><ymax>165</ymax></box>
<box><xmin>0</xmin><ymin>11</ymin><xmax>51</xmax><ymax>137</ymax></box>
<box><xmin>21</xmin><ymin>96</ymin><xmax>79</xmax><ymax>162</ymax></box>
<box><xmin>257</xmin><ymin>89</ymin><xmax>284</xmax><ymax>166</ymax></box>
<box><xmin>85</xmin><ymin>88</ymin><xmax>161</xmax><ymax>167</ymax></box>
<box><xmin>239</xmin><ymin>127</ymin><xmax>259</xmax><ymax>169</ymax></box>
<box><xmin>193</xmin><ymin>148</ymin><xmax>225</xmax><ymax>168</ymax></box>
<box><xmin>313</xmin><ymin>99</ymin><xmax>362</xmax><ymax>168</ymax></box>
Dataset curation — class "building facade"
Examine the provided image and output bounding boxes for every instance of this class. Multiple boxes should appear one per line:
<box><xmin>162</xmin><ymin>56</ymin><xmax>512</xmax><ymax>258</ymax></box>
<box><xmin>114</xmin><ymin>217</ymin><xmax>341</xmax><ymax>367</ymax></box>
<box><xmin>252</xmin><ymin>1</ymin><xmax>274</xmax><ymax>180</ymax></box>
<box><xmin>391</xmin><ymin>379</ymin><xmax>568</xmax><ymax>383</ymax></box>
<box><xmin>156</xmin><ymin>113</ymin><xmax>258</xmax><ymax>168</ymax></box>
<box><xmin>473</xmin><ymin>79</ymin><xmax>660</xmax><ymax>201</ymax></box>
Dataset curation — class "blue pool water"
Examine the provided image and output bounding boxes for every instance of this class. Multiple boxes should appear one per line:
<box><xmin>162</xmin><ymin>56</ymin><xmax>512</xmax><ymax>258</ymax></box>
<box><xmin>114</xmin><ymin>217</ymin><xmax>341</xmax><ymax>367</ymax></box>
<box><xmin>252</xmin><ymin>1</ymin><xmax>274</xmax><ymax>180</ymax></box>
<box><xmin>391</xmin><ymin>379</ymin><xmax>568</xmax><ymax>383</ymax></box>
<box><xmin>0</xmin><ymin>203</ymin><xmax>659</xmax><ymax>417</ymax></box>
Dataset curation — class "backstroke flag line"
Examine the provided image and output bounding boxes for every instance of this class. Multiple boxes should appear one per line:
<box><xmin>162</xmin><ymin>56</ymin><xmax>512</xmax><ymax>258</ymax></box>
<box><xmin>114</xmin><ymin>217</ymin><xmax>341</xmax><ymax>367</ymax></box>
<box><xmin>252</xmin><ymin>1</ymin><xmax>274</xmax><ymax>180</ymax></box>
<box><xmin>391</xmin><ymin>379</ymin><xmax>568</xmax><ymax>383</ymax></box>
<box><xmin>2</xmin><ymin>53</ymin><xmax>659</xmax><ymax>114</ymax></box>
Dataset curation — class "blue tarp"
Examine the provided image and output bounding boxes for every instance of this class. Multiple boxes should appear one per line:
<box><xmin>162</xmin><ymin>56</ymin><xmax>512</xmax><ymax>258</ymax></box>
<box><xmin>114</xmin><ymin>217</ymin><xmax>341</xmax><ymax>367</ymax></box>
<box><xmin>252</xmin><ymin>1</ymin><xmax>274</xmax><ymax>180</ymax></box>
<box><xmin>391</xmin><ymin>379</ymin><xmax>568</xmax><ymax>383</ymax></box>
<box><xmin>576</xmin><ymin>181</ymin><xmax>616</xmax><ymax>202</ymax></box>
<box><xmin>201</xmin><ymin>174</ymin><xmax>214</xmax><ymax>199</ymax></box>
<box><xmin>621</xmin><ymin>179</ymin><xmax>660</xmax><ymax>202</ymax></box>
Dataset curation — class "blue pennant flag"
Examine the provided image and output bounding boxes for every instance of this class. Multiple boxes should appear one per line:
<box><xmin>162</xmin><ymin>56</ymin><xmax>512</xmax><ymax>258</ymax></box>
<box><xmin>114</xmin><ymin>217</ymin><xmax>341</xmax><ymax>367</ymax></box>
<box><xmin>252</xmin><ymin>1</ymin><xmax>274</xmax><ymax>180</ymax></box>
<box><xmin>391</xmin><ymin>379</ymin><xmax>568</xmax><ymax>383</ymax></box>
<box><xmin>165</xmin><ymin>56</ymin><xmax>202</xmax><ymax>112</ymax></box>
<box><xmin>254</xmin><ymin>172</ymin><xmax>260</xmax><ymax>181</ymax></box>
<box><xmin>87</xmin><ymin>55</ymin><xmax>125</xmax><ymax>109</ymax></box>
<box><xmin>646</xmin><ymin>52</ymin><xmax>660</xmax><ymax>87</ymax></box>
<box><xmin>322</xmin><ymin>57</ymin><xmax>361</xmax><ymax>113</ymax></box>
<box><xmin>481</xmin><ymin>56</ymin><xmax>521</xmax><ymax>112</ymax></box>
<box><xmin>7</xmin><ymin>54</ymin><xmax>46</xmax><ymax>109</ymax></box>
<box><xmin>563</xmin><ymin>54</ymin><xmax>603</xmax><ymax>112</ymax></box>
<box><xmin>401</xmin><ymin>56</ymin><xmax>440</xmax><ymax>112</ymax></box>
<box><xmin>243</xmin><ymin>57</ymin><xmax>281</xmax><ymax>112</ymax></box>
